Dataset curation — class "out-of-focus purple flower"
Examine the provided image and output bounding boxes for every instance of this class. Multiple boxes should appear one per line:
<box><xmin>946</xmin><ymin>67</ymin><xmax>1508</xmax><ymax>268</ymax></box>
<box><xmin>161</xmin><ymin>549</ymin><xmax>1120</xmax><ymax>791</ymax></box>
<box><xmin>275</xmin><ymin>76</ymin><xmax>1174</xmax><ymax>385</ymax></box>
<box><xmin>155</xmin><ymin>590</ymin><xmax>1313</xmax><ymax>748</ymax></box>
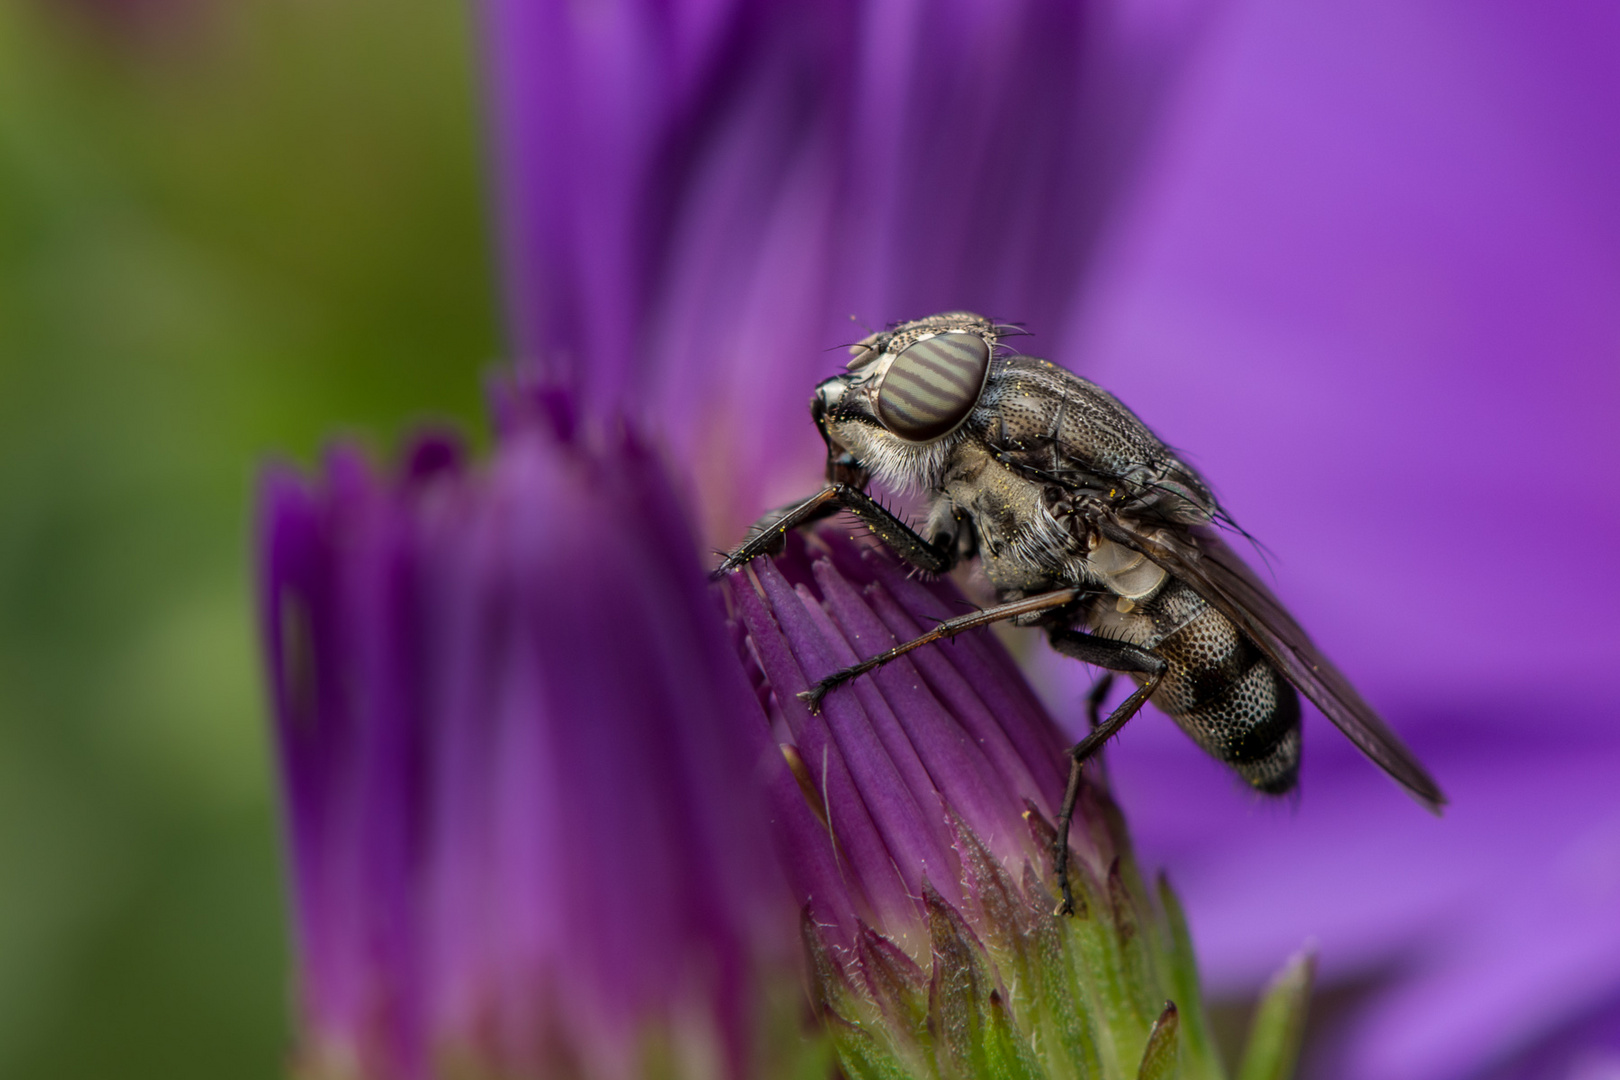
<box><xmin>1040</xmin><ymin>3</ymin><xmax>1620</xmax><ymax>1078</ymax></box>
<box><xmin>261</xmin><ymin>2</ymin><xmax>1239</xmax><ymax>1071</ymax></box>
<box><xmin>486</xmin><ymin>0</ymin><xmax>1213</xmax><ymax>531</ymax></box>
<box><xmin>258</xmin><ymin>384</ymin><xmax>788</xmax><ymax>1079</ymax></box>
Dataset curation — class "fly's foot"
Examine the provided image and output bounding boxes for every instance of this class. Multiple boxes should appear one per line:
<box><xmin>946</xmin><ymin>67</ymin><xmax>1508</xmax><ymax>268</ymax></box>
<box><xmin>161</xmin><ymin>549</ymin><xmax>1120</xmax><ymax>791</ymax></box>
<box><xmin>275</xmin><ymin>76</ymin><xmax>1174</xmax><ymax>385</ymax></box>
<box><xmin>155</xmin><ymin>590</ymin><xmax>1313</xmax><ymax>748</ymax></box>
<box><xmin>709</xmin><ymin>550</ymin><xmax>750</xmax><ymax>581</ymax></box>
<box><xmin>796</xmin><ymin>679</ymin><xmax>835</xmax><ymax>714</ymax></box>
<box><xmin>712</xmin><ymin>504</ymin><xmax>809</xmax><ymax>580</ymax></box>
<box><xmin>798</xmin><ymin>663</ymin><xmax>865</xmax><ymax>712</ymax></box>
<box><xmin>710</xmin><ymin>533</ymin><xmax>784</xmax><ymax>580</ymax></box>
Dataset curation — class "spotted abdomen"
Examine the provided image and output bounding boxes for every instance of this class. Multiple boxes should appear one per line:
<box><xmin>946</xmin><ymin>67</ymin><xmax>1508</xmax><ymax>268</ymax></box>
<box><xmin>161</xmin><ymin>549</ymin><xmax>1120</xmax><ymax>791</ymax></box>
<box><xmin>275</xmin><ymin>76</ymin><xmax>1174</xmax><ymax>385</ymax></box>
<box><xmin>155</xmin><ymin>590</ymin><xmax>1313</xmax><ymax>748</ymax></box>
<box><xmin>1089</xmin><ymin>579</ymin><xmax>1301</xmax><ymax>793</ymax></box>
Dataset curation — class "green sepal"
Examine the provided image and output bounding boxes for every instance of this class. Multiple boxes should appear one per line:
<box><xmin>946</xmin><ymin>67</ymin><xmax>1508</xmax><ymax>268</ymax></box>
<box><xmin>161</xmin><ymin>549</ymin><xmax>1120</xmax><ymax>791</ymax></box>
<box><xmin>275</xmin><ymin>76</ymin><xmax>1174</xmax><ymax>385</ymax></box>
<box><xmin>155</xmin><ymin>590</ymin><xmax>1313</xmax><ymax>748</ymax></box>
<box><xmin>804</xmin><ymin>909</ymin><xmax>938</xmax><ymax>1080</ymax></box>
<box><xmin>958</xmin><ymin>811</ymin><xmax>1110</xmax><ymax>1080</ymax></box>
<box><xmin>1020</xmin><ymin>801</ymin><xmax>1088</xmax><ymax>920</ymax></box>
<box><xmin>1019</xmin><ymin>861</ymin><xmax>1103</xmax><ymax>1080</ymax></box>
<box><xmin>1235</xmin><ymin>950</ymin><xmax>1315</xmax><ymax>1080</ymax></box>
<box><xmin>1135</xmin><ymin>1003</ymin><xmax>1180</xmax><ymax>1080</ymax></box>
<box><xmin>983</xmin><ymin>986</ymin><xmax>1046</xmax><ymax>1080</ymax></box>
<box><xmin>1067</xmin><ymin>861</ymin><xmax>1147</xmax><ymax>1073</ymax></box>
<box><xmin>951</xmin><ymin>813</ymin><xmax>1033</xmax><ymax>980</ymax></box>
<box><xmin>1156</xmin><ymin>875</ymin><xmax>1225</xmax><ymax>1080</ymax></box>
<box><xmin>1026</xmin><ymin>802</ymin><xmax>1145</xmax><ymax>1077</ymax></box>
<box><xmin>1107</xmin><ymin>858</ymin><xmax>1163</xmax><ymax>1031</ymax></box>
<box><xmin>855</xmin><ymin>921</ymin><xmax>936</xmax><ymax>1069</ymax></box>
<box><xmin>822</xmin><ymin>1010</ymin><xmax>919</xmax><ymax>1080</ymax></box>
<box><xmin>924</xmin><ymin>882</ymin><xmax>1039</xmax><ymax>1080</ymax></box>
<box><xmin>801</xmin><ymin>908</ymin><xmax>863</xmax><ymax>1022</ymax></box>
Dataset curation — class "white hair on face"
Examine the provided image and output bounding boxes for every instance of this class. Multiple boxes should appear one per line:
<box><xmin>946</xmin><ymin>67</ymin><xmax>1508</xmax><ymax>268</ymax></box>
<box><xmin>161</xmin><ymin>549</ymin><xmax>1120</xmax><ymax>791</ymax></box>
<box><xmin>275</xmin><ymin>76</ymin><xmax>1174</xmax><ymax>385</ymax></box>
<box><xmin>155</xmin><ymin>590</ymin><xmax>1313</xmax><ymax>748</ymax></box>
<box><xmin>832</xmin><ymin>420</ymin><xmax>960</xmax><ymax>496</ymax></box>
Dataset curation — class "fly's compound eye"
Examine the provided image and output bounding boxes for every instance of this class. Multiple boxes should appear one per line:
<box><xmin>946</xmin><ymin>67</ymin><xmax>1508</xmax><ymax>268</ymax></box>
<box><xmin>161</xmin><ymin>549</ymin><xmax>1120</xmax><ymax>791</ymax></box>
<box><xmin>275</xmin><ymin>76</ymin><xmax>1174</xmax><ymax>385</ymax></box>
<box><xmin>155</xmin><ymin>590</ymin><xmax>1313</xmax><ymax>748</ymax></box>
<box><xmin>874</xmin><ymin>332</ymin><xmax>991</xmax><ymax>442</ymax></box>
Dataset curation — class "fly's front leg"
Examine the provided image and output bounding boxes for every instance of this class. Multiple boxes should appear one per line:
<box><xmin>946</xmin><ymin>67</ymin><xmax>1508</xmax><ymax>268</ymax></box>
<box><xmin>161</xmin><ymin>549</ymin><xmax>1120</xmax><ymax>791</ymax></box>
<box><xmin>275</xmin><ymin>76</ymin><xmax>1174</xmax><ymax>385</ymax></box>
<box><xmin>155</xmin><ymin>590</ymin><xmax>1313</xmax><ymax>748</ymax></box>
<box><xmin>712</xmin><ymin>483</ymin><xmax>954</xmax><ymax>579</ymax></box>
<box><xmin>712</xmin><ymin>487</ymin><xmax>845</xmax><ymax>577</ymax></box>
<box><xmin>1046</xmin><ymin>630</ymin><xmax>1167</xmax><ymax>917</ymax></box>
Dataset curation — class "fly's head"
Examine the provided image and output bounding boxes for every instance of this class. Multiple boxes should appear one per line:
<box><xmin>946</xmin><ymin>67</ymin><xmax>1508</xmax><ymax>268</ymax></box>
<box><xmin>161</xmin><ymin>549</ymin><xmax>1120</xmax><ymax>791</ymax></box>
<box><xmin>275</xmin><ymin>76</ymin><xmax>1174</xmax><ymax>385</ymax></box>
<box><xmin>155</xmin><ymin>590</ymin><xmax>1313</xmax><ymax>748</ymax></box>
<box><xmin>813</xmin><ymin>312</ymin><xmax>999</xmax><ymax>493</ymax></box>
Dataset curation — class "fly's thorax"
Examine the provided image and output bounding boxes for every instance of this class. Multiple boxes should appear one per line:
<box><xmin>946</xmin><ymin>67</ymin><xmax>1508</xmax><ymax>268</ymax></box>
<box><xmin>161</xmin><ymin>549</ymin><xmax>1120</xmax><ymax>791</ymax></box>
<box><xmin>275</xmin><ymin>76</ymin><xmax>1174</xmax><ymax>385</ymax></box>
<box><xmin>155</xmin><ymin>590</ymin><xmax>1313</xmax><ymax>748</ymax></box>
<box><xmin>979</xmin><ymin>357</ymin><xmax>1217</xmax><ymax>526</ymax></box>
<box><xmin>980</xmin><ymin>359</ymin><xmax>1164</xmax><ymax>473</ymax></box>
<box><xmin>936</xmin><ymin>441</ymin><xmax>1091</xmax><ymax>595</ymax></box>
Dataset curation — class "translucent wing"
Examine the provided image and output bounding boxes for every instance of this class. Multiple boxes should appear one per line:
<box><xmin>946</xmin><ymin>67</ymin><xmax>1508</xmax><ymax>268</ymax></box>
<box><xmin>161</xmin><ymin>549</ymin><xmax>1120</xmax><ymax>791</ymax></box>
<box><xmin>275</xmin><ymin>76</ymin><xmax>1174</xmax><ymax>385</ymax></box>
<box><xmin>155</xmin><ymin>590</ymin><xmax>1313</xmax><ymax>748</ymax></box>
<box><xmin>1095</xmin><ymin>515</ymin><xmax>1446</xmax><ymax>812</ymax></box>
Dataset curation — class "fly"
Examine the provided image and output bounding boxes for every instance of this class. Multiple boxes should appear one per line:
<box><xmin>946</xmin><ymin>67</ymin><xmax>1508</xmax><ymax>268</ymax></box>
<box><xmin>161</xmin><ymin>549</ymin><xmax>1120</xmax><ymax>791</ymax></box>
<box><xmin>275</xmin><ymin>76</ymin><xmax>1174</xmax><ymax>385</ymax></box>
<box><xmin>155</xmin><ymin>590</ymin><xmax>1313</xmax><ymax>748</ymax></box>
<box><xmin>716</xmin><ymin>312</ymin><xmax>1445</xmax><ymax>915</ymax></box>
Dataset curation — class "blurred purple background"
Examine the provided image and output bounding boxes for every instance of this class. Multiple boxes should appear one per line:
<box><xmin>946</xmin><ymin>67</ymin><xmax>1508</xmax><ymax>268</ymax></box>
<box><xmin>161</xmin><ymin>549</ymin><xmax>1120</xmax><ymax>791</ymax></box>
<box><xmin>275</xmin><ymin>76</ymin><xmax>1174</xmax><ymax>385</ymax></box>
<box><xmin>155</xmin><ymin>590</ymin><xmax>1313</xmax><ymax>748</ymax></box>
<box><xmin>488</xmin><ymin>0</ymin><xmax>1620</xmax><ymax>1075</ymax></box>
<box><xmin>1053</xmin><ymin>4</ymin><xmax>1620</xmax><ymax>1077</ymax></box>
<box><xmin>7</xmin><ymin>0</ymin><xmax>1612</xmax><ymax>1075</ymax></box>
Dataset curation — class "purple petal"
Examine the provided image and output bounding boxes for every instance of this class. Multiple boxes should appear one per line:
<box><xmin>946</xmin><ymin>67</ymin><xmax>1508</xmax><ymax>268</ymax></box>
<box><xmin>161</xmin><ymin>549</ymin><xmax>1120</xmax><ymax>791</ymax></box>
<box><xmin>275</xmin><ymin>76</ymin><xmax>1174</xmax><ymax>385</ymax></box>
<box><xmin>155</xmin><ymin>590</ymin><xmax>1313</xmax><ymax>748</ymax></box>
<box><xmin>736</xmin><ymin>557</ymin><xmax>931</xmax><ymax>930</ymax></box>
<box><xmin>811</xmin><ymin>559</ymin><xmax>1016</xmax><ymax>859</ymax></box>
<box><xmin>259</xmin><ymin>410</ymin><xmax>785</xmax><ymax>1077</ymax></box>
<box><xmin>724</xmin><ymin>528</ymin><xmax>1106</xmax><ymax>954</ymax></box>
<box><xmin>486</xmin><ymin>0</ymin><xmax>1215</xmax><ymax>528</ymax></box>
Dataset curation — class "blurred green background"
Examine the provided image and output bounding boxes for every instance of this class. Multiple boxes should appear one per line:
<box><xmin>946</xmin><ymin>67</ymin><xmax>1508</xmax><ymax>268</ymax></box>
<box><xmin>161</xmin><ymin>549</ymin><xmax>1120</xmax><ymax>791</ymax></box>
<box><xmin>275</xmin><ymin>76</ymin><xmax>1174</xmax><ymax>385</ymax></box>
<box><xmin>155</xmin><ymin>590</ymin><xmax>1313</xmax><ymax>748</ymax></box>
<box><xmin>0</xmin><ymin>0</ymin><xmax>493</xmax><ymax>1074</ymax></box>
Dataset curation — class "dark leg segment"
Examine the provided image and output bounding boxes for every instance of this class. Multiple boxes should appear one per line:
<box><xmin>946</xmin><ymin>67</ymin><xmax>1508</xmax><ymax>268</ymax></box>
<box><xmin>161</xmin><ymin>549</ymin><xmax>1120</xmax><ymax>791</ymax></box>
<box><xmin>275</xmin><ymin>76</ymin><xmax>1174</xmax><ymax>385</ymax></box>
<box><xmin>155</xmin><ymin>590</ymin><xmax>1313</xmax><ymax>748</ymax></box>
<box><xmin>797</xmin><ymin>588</ymin><xmax>1085</xmax><ymax>711</ymax></box>
<box><xmin>712</xmin><ymin>486</ymin><xmax>843</xmax><ymax>577</ymax></box>
<box><xmin>1046</xmin><ymin>630</ymin><xmax>1167</xmax><ymax>916</ymax></box>
<box><xmin>712</xmin><ymin>483</ymin><xmax>955</xmax><ymax>579</ymax></box>
<box><xmin>1085</xmin><ymin>673</ymin><xmax>1116</xmax><ymax>729</ymax></box>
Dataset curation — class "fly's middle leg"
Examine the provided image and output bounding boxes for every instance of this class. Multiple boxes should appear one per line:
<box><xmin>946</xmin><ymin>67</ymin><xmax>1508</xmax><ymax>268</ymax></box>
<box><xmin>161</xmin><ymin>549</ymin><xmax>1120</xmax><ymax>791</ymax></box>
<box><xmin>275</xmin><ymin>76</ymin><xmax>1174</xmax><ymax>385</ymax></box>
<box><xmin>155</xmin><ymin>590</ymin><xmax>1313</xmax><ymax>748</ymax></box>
<box><xmin>796</xmin><ymin>587</ymin><xmax>1083</xmax><ymax>711</ymax></box>
<box><xmin>1046</xmin><ymin>630</ymin><xmax>1167</xmax><ymax>917</ymax></box>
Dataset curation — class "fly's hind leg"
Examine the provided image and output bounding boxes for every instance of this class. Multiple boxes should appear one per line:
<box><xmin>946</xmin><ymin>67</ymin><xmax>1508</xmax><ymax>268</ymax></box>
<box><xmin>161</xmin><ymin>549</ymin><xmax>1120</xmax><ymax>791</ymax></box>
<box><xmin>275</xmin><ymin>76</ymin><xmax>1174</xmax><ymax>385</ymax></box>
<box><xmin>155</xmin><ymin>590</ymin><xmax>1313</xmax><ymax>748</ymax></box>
<box><xmin>1046</xmin><ymin>630</ymin><xmax>1166</xmax><ymax>917</ymax></box>
<box><xmin>1086</xmin><ymin>673</ymin><xmax>1116</xmax><ymax>729</ymax></box>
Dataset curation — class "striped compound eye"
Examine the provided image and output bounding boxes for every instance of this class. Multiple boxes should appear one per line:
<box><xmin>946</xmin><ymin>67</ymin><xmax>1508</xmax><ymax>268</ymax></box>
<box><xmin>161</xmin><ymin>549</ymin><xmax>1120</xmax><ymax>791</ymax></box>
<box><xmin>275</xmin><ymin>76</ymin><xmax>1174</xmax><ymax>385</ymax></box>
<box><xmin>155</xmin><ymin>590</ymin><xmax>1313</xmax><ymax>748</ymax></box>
<box><xmin>874</xmin><ymin>332</ymin><xmax>991</xmax><ymax>442</ymax></box>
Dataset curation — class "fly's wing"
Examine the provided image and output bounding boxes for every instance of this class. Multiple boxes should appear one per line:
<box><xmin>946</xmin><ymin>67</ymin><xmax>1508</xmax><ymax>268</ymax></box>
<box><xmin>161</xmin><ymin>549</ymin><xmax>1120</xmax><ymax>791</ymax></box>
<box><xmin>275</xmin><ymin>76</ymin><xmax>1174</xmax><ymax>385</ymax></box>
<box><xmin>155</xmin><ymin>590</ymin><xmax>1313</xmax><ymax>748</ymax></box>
<box><xmin>1096</xmin><ymin>516</ymin><xmax>1447</xmax><ymax>812</ymax></box>
<box><xmin>982</xmin><ymin>360</ymin><xmax>1442</xmax><ymax>808</ymax></box>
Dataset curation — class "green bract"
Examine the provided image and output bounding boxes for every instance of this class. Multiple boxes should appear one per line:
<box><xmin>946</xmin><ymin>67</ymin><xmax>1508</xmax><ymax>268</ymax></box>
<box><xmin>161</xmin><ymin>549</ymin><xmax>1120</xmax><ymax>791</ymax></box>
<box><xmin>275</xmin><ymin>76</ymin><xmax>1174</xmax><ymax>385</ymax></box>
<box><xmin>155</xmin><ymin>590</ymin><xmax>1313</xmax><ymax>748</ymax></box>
<box><xmin>802</xmin><ymin>797</ymin><xmax>1312</xmax><ymax>1080</ymax></box>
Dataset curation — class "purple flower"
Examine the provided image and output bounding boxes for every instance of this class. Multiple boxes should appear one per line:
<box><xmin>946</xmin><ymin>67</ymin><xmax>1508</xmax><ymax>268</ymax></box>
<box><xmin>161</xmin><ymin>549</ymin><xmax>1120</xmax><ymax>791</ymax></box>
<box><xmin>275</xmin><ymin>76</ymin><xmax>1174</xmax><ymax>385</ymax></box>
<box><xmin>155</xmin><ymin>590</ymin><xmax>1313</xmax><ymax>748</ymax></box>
<box><xmin>486</xmin><ymin>0</ymin><xmax>1211</xmax><ymax>531</ymax></box>
<box><xmin>485</xmin><ymin>0</ymin><xmax>1620</xmax><ymax>1075</ymax></box>
<box><xmin>259</xmin><ymin>1</ymin><xmax>1242</xmax><ymax>1068</ymax></box>
<box><xmin>258</xmin><ymin>384</ymin><xmax>789</xmax><ymax>1079</ymax></box>
<box><xmin>262</xmin><ymin>380</ymin><xmax>1304</xmax><ymax>1077</ymax></box>
<box><xmin>724</xmin><ymin>526</ymin><xmax>1263</xmax><ymax>1078</ymax></box>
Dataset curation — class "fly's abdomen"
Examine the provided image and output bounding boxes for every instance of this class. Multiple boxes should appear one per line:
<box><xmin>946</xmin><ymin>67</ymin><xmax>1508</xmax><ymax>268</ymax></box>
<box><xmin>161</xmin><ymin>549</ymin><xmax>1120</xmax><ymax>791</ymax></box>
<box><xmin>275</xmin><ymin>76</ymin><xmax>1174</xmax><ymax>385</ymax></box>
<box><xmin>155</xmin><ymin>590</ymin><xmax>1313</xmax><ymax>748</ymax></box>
<box><xmin>1098</xmin><ymin>579</ymin><xmax>1301</xmax><ymax>794</ymax></box>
